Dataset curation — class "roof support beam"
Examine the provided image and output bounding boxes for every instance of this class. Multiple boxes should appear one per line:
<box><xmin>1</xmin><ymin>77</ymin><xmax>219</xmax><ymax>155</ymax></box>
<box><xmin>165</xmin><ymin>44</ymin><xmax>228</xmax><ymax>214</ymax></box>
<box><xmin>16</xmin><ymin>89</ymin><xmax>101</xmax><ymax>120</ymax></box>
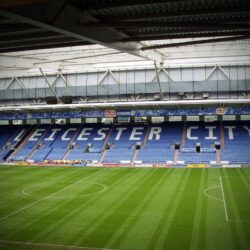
<box><xmin>0</xmin><ymin>0</ymin><xmax>47</xmax><ymax>8</ymax></box>
<box><xmin>0</xmin><ymin>54</ymin><xmax>46</xmax><ymax>68</ymax></box>
<box><xmin>125</xmin><ymin>27</ymin><xmax>249</xmax><ymax>36</ymax></box>
<box><xmin>79</xmin><ymin>0</ymin><xmax>186</xmax><ymax>11</ymax></box>
<box><xmin>14</xmin><ymin>77</ymin><xmax>25</xmax><ymax>89</ymax></box>
<box><xmin>5</xmin><ymin>77</ymin><xmax>25</xmax><ymax>89</ymax></box>
<box><xmin>0</xmin><ymin>36</ymin><xmax>77</xmax><ymax>48</ymax></box>
<box><xmin>109</xmin><ymin>70</ymin><xmax>121</xmax><ymax>85</ymax></box>
<box><xmin>0</xmin><ymin>28</ymin><xmax>44</xmax><ymax>37</ymax></box>
<box><xmin>0</xmin><ymin>41</ymin><xmax>91</xmax><ymax>53</ymax></box>
<box><xmin>1</xmin><ymin>99</ymin><xmax>250</xmax><ymax>112</ymax></box>
<box><xmin>39</xmin><ymin>68</ymin><xmax>60</xmax><ymax>103</ymax></box>
<box><xmin>98</xmin><ymin>70</ymin><xmax>121</xmax><ymax>85</ymax></box>
<box><xmin>87</xmin><ymin>21</ymin><xmax>250</xmax><ymax>30</ymax></box>
<box><xmin>0</xmin><ymin>31</ymin><xmax>64</xmax><ymax>43</ymax></box>
<box><xmin>0</xmin><ymin>34</ymin><xmax>68</xmax><ymax>46</ymax></box>
<box><xmin>59</xmin><ymin>73</ymin><xmax>72</xmax><ymax>87</ymax></box>
<box><xmin>154</xmin><ymin>61</ymin><xmax>163</xmax><ymax>100</ymax></box>
<box><xmin>206</xmin><ymin>65</ymin><xmax>229</xmax><ymax>80</ymax></box>
<box><xmin>121</xmin><ymin>31</ymin><xmax>250</xmax><ymax>42</ymax></box>
<box><xmin>34</xmin><ymin>51</ymin><xmax>123</xmax><ymax>65</ymax></box>
<box><xmin>0</xmin><ymin>2</ymin><xmax>164</xmax><ymax>62</ymax></box>
<box><xmin>107</xmin><ymin>5</ymin><xmax>250</xmax><ymax>21</ymax></box>
<box><xmin>141</xmin><ymin>35</ymin><xmax>250</xmax><ymax>50</ymax></box>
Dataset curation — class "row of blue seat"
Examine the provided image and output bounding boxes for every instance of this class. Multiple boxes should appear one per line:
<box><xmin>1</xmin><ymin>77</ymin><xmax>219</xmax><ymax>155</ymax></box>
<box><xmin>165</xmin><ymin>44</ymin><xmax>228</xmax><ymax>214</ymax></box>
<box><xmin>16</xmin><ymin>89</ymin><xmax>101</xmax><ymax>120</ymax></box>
<box><xmin>1</xmin><ymin>107</ymin><xmax>250</xmax><ymax>120</ymax></box>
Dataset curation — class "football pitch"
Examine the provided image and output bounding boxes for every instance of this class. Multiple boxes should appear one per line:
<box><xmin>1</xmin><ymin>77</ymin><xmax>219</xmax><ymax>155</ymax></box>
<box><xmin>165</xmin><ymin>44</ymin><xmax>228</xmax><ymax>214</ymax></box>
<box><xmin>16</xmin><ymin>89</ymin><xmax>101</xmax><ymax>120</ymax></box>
<box><xmin>0</xmin><ymin>166</ymin><xmax>249</xmax><ymax>250</ymax></box>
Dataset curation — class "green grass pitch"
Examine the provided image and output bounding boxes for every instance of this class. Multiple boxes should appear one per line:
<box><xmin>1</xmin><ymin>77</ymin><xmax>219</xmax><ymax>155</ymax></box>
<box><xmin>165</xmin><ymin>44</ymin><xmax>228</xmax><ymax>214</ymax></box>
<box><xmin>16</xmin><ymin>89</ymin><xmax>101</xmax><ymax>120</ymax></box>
<box><xmin>0</xmin><ymin>166</ymin><xmax>249</xmax><ymax>250</ymax></box>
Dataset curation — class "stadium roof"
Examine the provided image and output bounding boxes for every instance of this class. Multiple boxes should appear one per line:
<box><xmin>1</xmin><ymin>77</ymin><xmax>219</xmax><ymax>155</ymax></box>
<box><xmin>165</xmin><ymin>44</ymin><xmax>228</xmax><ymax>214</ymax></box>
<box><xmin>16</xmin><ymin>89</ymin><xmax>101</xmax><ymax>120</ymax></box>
<box><xmin>0</xmin><ymin>0</ymin><xmax>250</xmax><ymax>54</ymax></box>
<box><xmin>0</xmin><ymin>0</ymin><xmax>250</xmax><ymax>77</ymax></box>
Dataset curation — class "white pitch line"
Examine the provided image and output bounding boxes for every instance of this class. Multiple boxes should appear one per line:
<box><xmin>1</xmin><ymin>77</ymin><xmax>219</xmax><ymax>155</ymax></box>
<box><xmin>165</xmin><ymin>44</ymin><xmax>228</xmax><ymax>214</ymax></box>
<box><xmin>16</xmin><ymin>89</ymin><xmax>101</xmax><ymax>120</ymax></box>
<box><xmin>21</xmin><ymin>181</ymin><xmax>107</xmax><ymax>199</ymax></box>
<box><xmin>228</xmin><ymin>219</ymin><xmax>250</xmax><ymax>223</ymax></box>
<box><xmin>220</xmin><ymin>176</ymin><xmax>229</xmax><ymax>222</ymax></box>
<box><xmin>203</xmin><ymin>185</ymin><xmax>223</xmax><ymax>202</ymax></box>
<box><xmin>0</xmin><ymin>239</ymin><xmax>116</xmax><ymax>250</ymax></box>
<box><xmin>0</xmin><ymin>168</ymin><xmax>107</xmax><ymax>224</ymax></box>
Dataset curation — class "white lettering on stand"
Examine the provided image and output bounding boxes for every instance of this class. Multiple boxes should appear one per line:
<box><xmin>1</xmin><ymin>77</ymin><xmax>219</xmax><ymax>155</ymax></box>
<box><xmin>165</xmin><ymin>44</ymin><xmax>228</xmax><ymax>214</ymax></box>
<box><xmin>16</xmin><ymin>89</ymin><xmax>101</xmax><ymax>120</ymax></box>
<box><xmin>115</xmin><ymin>127</ymin><xmax>127</xmax><ymax>140</ymax></box>
<box><xmin>77</xmin><ymin>128</ymin><xmax>93</xmax><ymax>141</ymax></box>
<box><xmin>14</xmin><ymin>129</ymin><xmax>26</xmax><ymax>142</ymax></box>
<box><xmin>61</xmin><ymin>128</ymin><xmax>77</xmax><ymax>141</ymax></box>
<box><xmin>205</xmin><ymin>126</ymin><xmax>217</xmax><ymax>140</ymax></box>
<box><xmin>94</xmin><ymin>128</ymin><xmax>109</xmax><ymax>140</ymax></box>
<box><xmin>45</xmin><ymin>128</ymin><xmax>61</xmax><ymax>141</ymax></box>
<box><xmin>243</xmin><ymin>126</ymin><xmax>250</xmax><ymax>137</ymax></box>
<box><xmin>29</xmin><ymin>129</ymin><xmax>46</xmax><ymax>141</ymax></box>
<box><xmin>148</xmin><ymin>127</ymin><xmax>162</xmax><ymax>140</ymax></box>
<box><xmin>224</xmin><ymin>126</ymin><xmax>235</xmax><ymax>140</ymax></box>
<box><xmin>129</xmin><ymin>127</ymin><xmax>144</xmax><ymax>140</ymax></box>
<box><xmin>187</xmin><ymin>126</ymin><xmax>198</xmax><ymax>140</ymax></box>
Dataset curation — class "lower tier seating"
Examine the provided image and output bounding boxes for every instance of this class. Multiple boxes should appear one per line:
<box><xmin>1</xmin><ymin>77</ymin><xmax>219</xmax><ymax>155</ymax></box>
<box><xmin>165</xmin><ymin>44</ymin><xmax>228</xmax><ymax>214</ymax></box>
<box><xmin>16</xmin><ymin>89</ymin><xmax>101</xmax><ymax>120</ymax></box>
<box><xmin>0</xmin><ymin>121</ymin><xmax>249</xmax><ymax>164</ymax></box>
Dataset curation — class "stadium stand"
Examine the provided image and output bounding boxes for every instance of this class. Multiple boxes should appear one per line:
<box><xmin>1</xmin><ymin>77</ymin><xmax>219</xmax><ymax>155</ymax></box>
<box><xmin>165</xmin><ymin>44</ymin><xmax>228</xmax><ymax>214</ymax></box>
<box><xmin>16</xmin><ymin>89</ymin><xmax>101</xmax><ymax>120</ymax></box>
<box><xmin>104</xmin><ymin>125</ymin><xmax>147</xmax><ymax>163</ymax></box>
<box><xmin>0</xmin><ymin>125</ymin><xmax>32</xmax><ymax>162</ymax></box>
<box><xmin>221</xmin><ymin>122</ymin><xmax>250</xmax><ymax>163</ymax></box>
<box><xmin>136</xmin><ymin>123</ymin><xmax>183</xmax><ymax>163</ymax></box>
<box><xmin>67</xmin><ymin>124</ymin><xmax>110</xmax><ymax>162</ymax></box>
<box><xmin>179</xmin><ymin>122</ymin><xmax>220</xmax><ymax>163</ymax></box>
<box><xmin>0</xmin><ymin>121</ymin><xmax>249</xmax><ymax>164</ymax></box>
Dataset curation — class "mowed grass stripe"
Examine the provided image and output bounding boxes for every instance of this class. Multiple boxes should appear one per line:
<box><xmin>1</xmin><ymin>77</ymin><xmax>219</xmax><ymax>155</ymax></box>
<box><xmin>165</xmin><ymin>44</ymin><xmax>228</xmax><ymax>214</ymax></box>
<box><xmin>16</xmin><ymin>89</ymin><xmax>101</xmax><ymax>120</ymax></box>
<box><xmin>240</xmin><ymin>168</ymin><xmax>250</xmax><ymax>183</ymax></box>
<box><xmin>107</xmin><ymin>169</ymin><xmax>174</xmax><ymax>249</ymax></box>
<box><xmin>0</xmin><ymin>167</ymin><xmax>110</xmax><ymax>241</ymax></box>
<box><xmin>67</xmin><ymin>168</ymin><xmax>149</xmax><ymax>246</ymax></box>
<box><xmin>2</xmin><ymin>168</ymin><xmax>137</xmax><ymax>245</ymax></box>
<box><xmin>227</xmin><ymin>172</ymin><xmax>250</xmax><ymax>249</ymax></box>
<box><xmin>0</xmin><ymin>166</ymin><xmax>84</xmax><ymax>209</ymax></box>
<box><xmin>197</xmin><ymin>168</ymin><xmax>209</xmax><ymax>250</ymax></box>
<box><xmin>236</xmin><ymin>169</ymin><xmax>250</xmax><ymax>195</ymax></box>
<box><xmin>189</xmin><ymin>169</ymin><xmax>207</xmax><ymax>250</ymax></box>
<box><xmin>75</xmin><ymin>168</ymin><xmax>158</xmax><ymax>248</ymax></box>
<box><xmin>223</xmin><ymin>171</ymin><xmax>250</xmax><ymax>249</ymax></box>
<box><xmin>0</xmin><ymin>168</ymin><xmax>106</xmax><ymax>230</ymax></box>
<box><xmin>146</xmin><ymin>169</ymin><xmax>189</xmax><ymax>250</ymax></box>
<box><xmin>161</xmin><ymin>169</ymin><xmax>203</xmax><ymax>250</ymax></box>
<box><xmin>0</xmin><ymin>166</ymin><xmax>249</xmax><ymax>250</ymax></box>
<box><xmin>0</xmin><ymin>167</ymin><xmax>76</xmax><ymax>216</ymax></box>
<box><xmin>117</xmin><ymin>170</ymin><xmax>187</xmax><ymax>250</ymax></box>
<box><xmin>66</xmin><ymin>168</ymin><xmax>146</xmax><ymax>246</ymax></box>
<box><xmin>27</xmin><ymin>168</ymin><xmax>135</xmax><ymax>244</ymax></box>
<box><xmin>204</xmin><ymin>169</ymin><xmax>236</xmax><ymax>250</ymax></box>
<box><xmin>0</xmin><ymin>166</ymin><xmax>95</xmax><ymax>200</ymax></box>
<box><xmin>223</xmin><ymin>170</ymin><xmax>250</xmax><ymax>221</ymax></box>
<box><xmin>0</xmin><ymin>167</ymin><xmax>98</xmax><ymax>223</ymax></box>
